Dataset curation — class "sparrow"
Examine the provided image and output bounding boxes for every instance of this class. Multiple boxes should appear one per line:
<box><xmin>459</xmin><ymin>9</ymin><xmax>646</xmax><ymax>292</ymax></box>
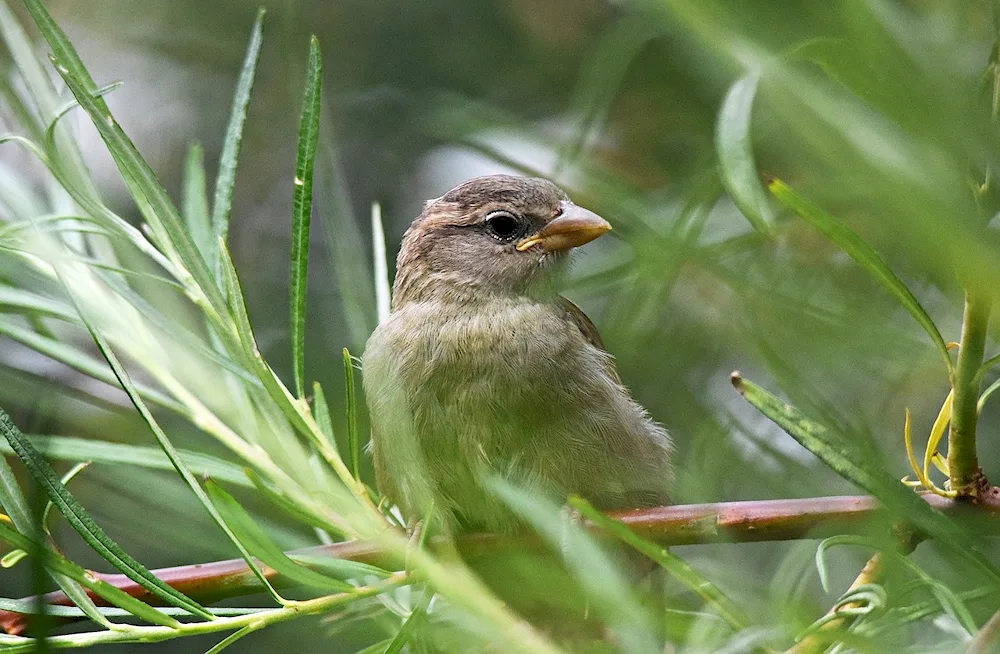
<box><xmin>363</xmin><ymin>175</ymin><xmax>672</xmax><ymax>535</ymax></box>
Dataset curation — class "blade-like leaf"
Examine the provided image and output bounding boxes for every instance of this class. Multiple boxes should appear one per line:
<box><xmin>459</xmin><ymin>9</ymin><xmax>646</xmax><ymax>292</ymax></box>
<box><xmin>211</xmin><ymin>7</ymin><xmax>265</xmax><ymax>276</ymax></box>
<box><xmin>0</xmin><ymin>419</ymin><xmax>109</xmax><ymax>630</ymax></box>
<box><xmin>490</xmin><ymin>478</ymin><xmax>659</xmax><ymax>654</ymax></box>
<box><xmin>731</xmin><ymin>373</ymin><xmax>1000</xmax><ymax>583</ymax></box>
<box><xmin>244</xmin><ymin>468</ymin><xmax>347</xmax><ymax>538</ymax></box>
<box><xmin>344</xmin><ymin>347</ymin><xmax>360</xmax><ymax>482</ymax></box>
<box><xmin>768</xmin><ymin>178</ymin><xmax>952</xmax><ymax>375</ymax></box>
<box><xmin>0</xmin><ymin>318</ymin><xmax>186</xmax><ymax>414</ymax></box>
<box><xmin>22</xmin><ymin>0</ymin><xmax>228</xmax><ymax>317</ymax></box>
<box><xmin>219</xmin><ymin>241</ymin><xmax>369</xmax><ymax>507</ymax></box>
<box><xmin>716</xmin><ymin>72</ymin><xmax>775</xmax><ymax>232</ymax></box>
<box><xmin>54</xmin><ymin>271</ymin><xmax>285</xmax><ymax>607</ymax></box>
<box><xmin>205</xmin><ymin>480</ymin><xmax>352</xmax><ymax>592</ymax></box>
<box><xmin>290</xmin><ymin>36</ymin><xmax>323</xmax><ymax>399</ymax></box>
<box><xmin>0</xmin><ymin>521</ymin><xmax>178</xmax><ymax>627</ymax></box>
<box><xmin>0</xmin><ymin>408</ymin><xmax>212</xmax><ymax>619</ymax></box>
<box><xmin>569</xmin><ymin>496</ymin><xmax>750</xmax><ymax>631</ymax></box>
<box><xmin>312</xmin><ymin>381</ymin><xmax>338</xmax><ymax>455</ymax></box>
<box><xmin>0</xmin><ymin>434</ymin><xmax>251</xmax><ymax>487</ymax></box>
<box><xmin>182</xmin><ymin>142</ymin><xmax>212</xmax><ymax>263</ymax></box>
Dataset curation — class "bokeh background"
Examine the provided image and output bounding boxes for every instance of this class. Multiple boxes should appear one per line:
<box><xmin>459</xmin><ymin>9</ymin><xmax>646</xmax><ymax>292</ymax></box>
<box><xmin>2</xmin><ymin>0</ymin><xmax>999</xmax><ymax>651</ymax></box>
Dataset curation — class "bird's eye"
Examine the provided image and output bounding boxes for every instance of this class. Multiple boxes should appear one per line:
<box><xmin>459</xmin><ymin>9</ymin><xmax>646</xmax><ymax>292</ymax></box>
<box><xmin>484</xmin><ymin>211</ymin><xmax>523</xmax><ymax>241</ymax></box>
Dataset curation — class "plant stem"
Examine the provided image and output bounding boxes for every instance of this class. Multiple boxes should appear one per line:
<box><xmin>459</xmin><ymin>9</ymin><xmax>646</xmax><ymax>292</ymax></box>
<box><xmin>5</xmin><ymin>492</ymin><xmax>1000</xmax><ymax>636</ymax></box>
<box><xmin>948</xmin><ymin>290</ymin><xmax>991</xmax><ymax>496</ymax></box>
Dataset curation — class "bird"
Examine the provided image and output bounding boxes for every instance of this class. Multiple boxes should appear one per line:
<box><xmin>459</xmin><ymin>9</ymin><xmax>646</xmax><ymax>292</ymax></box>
<box><xmin>362</xmin><ymin>174</ymin><xmax>672</xmax><ymax>536</ymax></box>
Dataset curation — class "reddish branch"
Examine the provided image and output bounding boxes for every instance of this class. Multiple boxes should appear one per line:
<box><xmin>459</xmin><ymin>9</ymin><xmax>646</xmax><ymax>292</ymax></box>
<box><xmin>3</xmin><ymin>492</ymin><xmax>1000</xmax><ymax>635</ymax></box>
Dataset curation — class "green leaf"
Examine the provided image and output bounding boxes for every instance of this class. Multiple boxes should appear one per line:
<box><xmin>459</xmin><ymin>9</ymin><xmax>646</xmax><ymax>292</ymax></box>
<box><xmin>218</xmin><ymin>239</ymin><xmax>312</xmax><ymax>438</ymax></box>
<box><xmin>0</xmin><ymin>521</ymin><xmax>179</xmax><ymax>627</ymax></box>
<box><xmin>716</xmin><ymin>72</ymin><xmax>776</xmax><ymax>233</ymax></box>
<box><xmin>0</xmin><ymin>434</ymin><xmax>252</xmax><ymax>488</ymax></box>
<box><xmin>490</xmin><ymin>478</ymin><xmax>659</xmax><ymax>654</ymax></box>
<box><xmin>205</xmin><ymin>480</ymin><xmax>353</xmax><ymax>592</ymax></box>
<box><xmin>211</xmin><ymin>8</ymin><xmax>265</xmax><ymax>277</ymax></box>
<box><xmin>182</xmin><ymin>141</ymin><xmax>212</xmax><ymax>263</ymax></box>
<box><xmin>731</xmin><ymin>373</ymin><xmax>1000</xmax><ymax>583</ymax></box>
<box><xmin>0</xmin><ymin>422</ymin><xmax>110</xmax><ymax>630</ymax></box>
<box><xmin>290</xmin><ymin>36</ymin><xmax>323</xmax><ymax>399</ymax></box>
<box><xmin>219</xmin><ymin>241</ymin><xmax>368</xmax><ymax>505</ymax></box>
<box><xmin>204</xmin><ymin>625</ymin><xmax>256</xmax><ymax>654</ymax></box>
<box><xmin>569</xmin><ymin>496</ymin><xmax>750</xmax><ymax>631</ymax></box>
<box><xmin>54</xmin><ymin>271</ymin><xmax>286</xmax><ymax>607</ymax></box>
<box><xmin>22</xmin><ymin>0</ymin><xmax>228</xmax><ymax>317</ymax></box>
<box><xmin>0</xmin><ymin>408</ymin><xmax>212</xmax><ymax>620</ymax></box>
<box><xmin>767</xmin><ymin>178</ymin><xmax>952</xmax><ymax>375</ymax></box>
<box><xmin>244</xmin><ymin>468</ymin><xmax>348</xmax><ymax>538</ymax></box>
<box><xmin>0</xmin><ymin>318</ymin><xmax>187</xmax><ymax>414</ymax></box>
<box><xmin>344</xmin><ymin>347</ymin><xmax>360</xmax><ymax>482</ymax></box>
<box><xmin>0</xmin><ymin>435</ymin><xmax>32</xmax><ymax>531</ymax></box>
<box><xmin>312</xmin><ymin>381</ymin><xmax>338</xmax><ymax>455</ymax></box>
<box><xmin>382</xmin><ymin>587</ymin><xmax>431</xmax><ymax>654</ymax></box>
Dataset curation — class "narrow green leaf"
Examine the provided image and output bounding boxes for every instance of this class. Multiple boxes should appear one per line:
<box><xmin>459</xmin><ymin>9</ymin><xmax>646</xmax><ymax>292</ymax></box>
<box><xmin>41</xmin><ymin>461</ymin><xmax>89</xmax><ymax>536</ymax></box>
<box><xmin>0</xmin><ymin>599</ymin><xmax>262</xmax><ymax>618</ymax></box>
<box><xmin>54</xmin><ymin>275</ymin><xmax>286</xmax><ymax>608</ymax></box>
<box><xmin>0</xmin><ymin>419</ymin><xmax>109</xmax><ymax>629</ymax></box>
<box><xmin>0</xmin><ymin>318</ymin><xmax>187</xmax><ymax>414</ymax></box>
<box><xmin>0</xmin><ymin>434</ymin><xmax>251</xmax><ymax>487</ymax></box>
<box><xmin>205</xmin><ymin>480</ymin><xmax>352</xmax><ymax>592</ymax></box>
<box><xmin>569</xmin><ymin>496</ymin><xmax>750</xmax><ymax>631</ymax></box>
<box><xmin>312</xmin><ymin>381</ymin><xmax>338</xmax><ymax>454</ymax></box>
<box><xmin>290</xmin><ymin>36</ymin><xmax>323</xmax><ymax>399</ymax></box>
<box><xmin>0</xmin><ymin>408</ymin><xmax>210</xmax><ymax>620</ymax></box>
<box><xmin>289</xmin><ymin>553</ymin><xmax>390</xmax><ymax>582</ymax></box>
<box><xmin>219</xmin><ymin>241</ymin><xmax>369</xmax><ymax>506</ymax></box>
<box><xmin>371</xmin><ymin>202</ymin><xmax>391</xmax><ymax>325</ymax></box>
<box><xmin>0</xmin><ymin>435</ymin><xmax>32</xmax><ymax>531</ymax></box>
<box><xmin>22</xmin><ymin>0</ymin><xmax>228</xmax><ymax>316</ymax></box>
<box><xmin>182</xmin><ymin>141</ymin><xmax>212</xmax><ymax>263</ymax></box>
<box><xmin>715</xmin><ymin>72</ymin><xmax>775</xmax><ymax>233</ymax></box>
<box><xmin>767</xmin><ymin>178</ymin><xmax>952</xmax><ymax>374</ymax></box>
<box><xmin>244</xmin><ymin>468</ymin><xmax>347</xmax><ymax>538</ymax></box>
<box><xmin>0</xmin><ymin>521</ymin><xmax>179</xmax><ymax>627</ymax></box>
<box><xmin>490</xmin><ymin>479</ymin><xmax>658</xmax><ymax>654</ymax></box>
<box><xmin>211</xmin><ymin>8</ymin><xmax>265</xmax><ymax>275</ymax></box>
<box><xmin>731</xmin><ymin>373</ymin><xmax>1000</xmax><ymax>583</ymax></box>
<box><xmin>204</xmin><ymin>625</ymin><xmax>257</xmax><ymax>654</ymax></box>
<box><xmin>383</xmin><ymin>587</ymin><xmax>431</xmax><ymax>654</ymax></box>
<box><xmin>344</xmin><ymin>347</ymin><xmax>360</xmax><ymax>482</ymax></box>
<box><xmin>92</xmin><ymin>269</ymin><xmax>261</xmax><ymax>387</ymax></box>
<box><xmin>219</xmin><ymin>240</ymin><xmax>311</xmax><ymax>437</ymax></box>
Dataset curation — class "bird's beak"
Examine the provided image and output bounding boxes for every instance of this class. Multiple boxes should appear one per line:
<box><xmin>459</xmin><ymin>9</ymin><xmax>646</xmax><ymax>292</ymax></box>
<box><xmin>515</xmin><ymin>202</ymin><xmax>612</xmax><ymax>253</ymax></box>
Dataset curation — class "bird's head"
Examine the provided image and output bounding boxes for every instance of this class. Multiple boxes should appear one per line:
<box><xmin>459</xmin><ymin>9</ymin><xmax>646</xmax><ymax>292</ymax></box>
<box><xmin>393</xmin><ymin>175</ymin><xmax>611</xmax><ymax>307</ymax></box>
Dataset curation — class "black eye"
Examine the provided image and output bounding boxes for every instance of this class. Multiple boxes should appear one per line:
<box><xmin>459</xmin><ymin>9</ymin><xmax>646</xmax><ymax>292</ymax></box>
<box><xmin>484</xmin><ymin>211</ymin><xmax>523</xmax><ymax>241</ymax></box>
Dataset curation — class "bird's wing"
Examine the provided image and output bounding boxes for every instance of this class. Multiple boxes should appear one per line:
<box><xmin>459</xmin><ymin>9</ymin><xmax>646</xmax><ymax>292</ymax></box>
<box><xmin>557</xmin><ymin>296</ymin><xmax>622</xmax><ymax>384</ymax></box>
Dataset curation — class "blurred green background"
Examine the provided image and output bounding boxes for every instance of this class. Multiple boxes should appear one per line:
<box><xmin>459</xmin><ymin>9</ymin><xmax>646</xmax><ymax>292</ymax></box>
<box><xmin>2</xmin><ymin>0</ymin><xmax>999</xmax><ymax>651</ymax></box>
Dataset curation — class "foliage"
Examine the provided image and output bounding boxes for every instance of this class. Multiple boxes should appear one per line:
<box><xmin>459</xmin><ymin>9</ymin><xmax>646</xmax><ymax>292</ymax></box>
<box><xmin>0</xmin><ymin>0</ymin><xmax>998</xmax><ymax>652</ymax></box>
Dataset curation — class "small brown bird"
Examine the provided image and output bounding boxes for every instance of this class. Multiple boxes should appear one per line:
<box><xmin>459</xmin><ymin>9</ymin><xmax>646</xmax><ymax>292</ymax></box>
<box><xmin>363</xmin><ymin>175</ymin><xmax>671</xmax><ymax>535</ymax></box>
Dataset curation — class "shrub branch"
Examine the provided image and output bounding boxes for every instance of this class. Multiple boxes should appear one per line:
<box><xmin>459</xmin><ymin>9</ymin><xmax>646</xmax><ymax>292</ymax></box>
<box><xmin>3</xmin><ymin>492</ymin><xmax>998</xmax><ymax>635</ymax></box>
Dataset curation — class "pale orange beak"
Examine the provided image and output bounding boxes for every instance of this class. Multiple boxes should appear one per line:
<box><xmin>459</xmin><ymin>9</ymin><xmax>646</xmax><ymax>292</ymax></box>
<box><xmin>515</xmin><ymin>202</ymin><xmax>612</xmax><ymax>253</ymax></box>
